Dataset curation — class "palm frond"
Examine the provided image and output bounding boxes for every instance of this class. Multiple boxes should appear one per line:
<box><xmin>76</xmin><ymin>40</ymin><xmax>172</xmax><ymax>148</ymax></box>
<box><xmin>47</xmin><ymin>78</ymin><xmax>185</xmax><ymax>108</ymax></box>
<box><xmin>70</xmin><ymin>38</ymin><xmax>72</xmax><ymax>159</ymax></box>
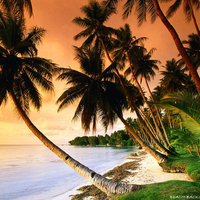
<box><xmin>25</xmin><ymin>67</ymin><xmax>54</xmax><ymax>93</ymax></box>
<box><xmin>20</xmin><ymin>71</ymin><xmax>42</xmax><ymax>111</ymax></box>
<box><xmin>157</xmin><ymin>92</ymin><xmax>200</xmax><ymax>135</ymax></box>
<box><xmin>166</xmin><ymin>0</ymin><xmax>182</xmax><ymax>18</ymax></box>
<box><xmin>57</xmin><ymin>85</ymin><xmax>86</xmax><ymax>112</ymax></box>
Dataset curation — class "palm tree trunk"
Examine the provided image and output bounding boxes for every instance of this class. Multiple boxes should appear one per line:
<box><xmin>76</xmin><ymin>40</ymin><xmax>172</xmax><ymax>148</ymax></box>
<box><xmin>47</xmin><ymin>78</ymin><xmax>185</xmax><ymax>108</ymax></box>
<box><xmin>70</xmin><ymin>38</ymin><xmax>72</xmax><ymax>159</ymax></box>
<box><xmin>134</xmin><ymin>103</ymin><xmax>172</xmax><ymax>155</ymax></box>
<box><xmin>99</xmin><ymin>35</ymin><xmax>171</xmax><ymax>155</ymax></box>
<box><xmin>187</xmin><ymin>0</ymin><xmax>200</xmax><ymax>39</ymax></box>
<box><xmin>126</xmin><ymin>52</ymin><xmax>169</xmax><ymax>148</ymax></box>
<box><xmin>10</xmin><ymin>91</ymin><xmax>141</xmax><ymax>195</ymax></box>
<box><xmin>119</xmin><ymin>116</ymin><xmax>168</xmax><ymax>163</ymax></box>
<box><xmin>144</xmin><ymin>77</ymin><xmax>170</xmax><ymax>146</ymax></box>
<box><xmin>152</xmin><ymin>0</ymin><xmax>200</xmax><ymax>95</ymax></box>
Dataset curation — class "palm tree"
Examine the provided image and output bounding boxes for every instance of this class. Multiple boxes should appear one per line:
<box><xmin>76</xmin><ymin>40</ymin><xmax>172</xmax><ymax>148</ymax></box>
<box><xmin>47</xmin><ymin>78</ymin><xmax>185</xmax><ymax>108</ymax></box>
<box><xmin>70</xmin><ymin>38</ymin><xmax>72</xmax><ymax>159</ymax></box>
<box><xmin>152</xmin><ymin>85</ymin><xmax>164</xmax><ymax>101</ymax></box>
<box><xmin>73</xmin><ymin>1</ymin><xmax>172</xmax><ymax>155</ymax></box>
<box><xmin>57</xmin><ymin>45</ymin><xmax>167</xmax><ymax>163</ymax></box>
<box><xmin>56</xmin><ymin>46</ymin><xmax>146</xmax><ymax>194</ymax></box>
<box><xmin>160</xmin><ymin>58</ymin><xmax>189</xmax><ymax>93</ymax></box>
<box><xmin>104</xmin><ymin>0</ymin><xmax>200</xmax><ymax>95</ymax></box>
<box><xmin>0</xmin><ymin>0</ymin><xmax>33</xmax><ymax>17</ymax></box>
<box><xmin>166</xmin><ymin>0</ymin><xmax>200</xmax><ymax>38</ymax></box>
<box><xmin>112</xmin><ymin>24</ymin><xmax>170</xmax><ymax>149</ymax></box>
<box><xmin>0</xmin><ymin>4</ymin><xmax>137</xmax><ymax>196</ymax></box>
<box><xmin>129</xmin><ymin>48</ymin><xmax>170</xmax><ymax>145</ymax></box>
<box><xmin>182</xmin><ymin>33</ymin><xmax>200</xmax><ymax>70</ymax></box>
<box><xmin>72</xmin><ymin>0</ymin><xmax>116</xmax><ymax>61</ymax></box>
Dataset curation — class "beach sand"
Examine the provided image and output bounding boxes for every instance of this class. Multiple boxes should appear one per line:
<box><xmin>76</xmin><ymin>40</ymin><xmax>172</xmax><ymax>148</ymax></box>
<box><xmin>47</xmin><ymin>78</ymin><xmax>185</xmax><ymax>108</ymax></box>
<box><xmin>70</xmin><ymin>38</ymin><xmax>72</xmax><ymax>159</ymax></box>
<box><xmin>122</xmin><ymin>149</ymin><xmax>192</xmax><ymax>185</ymax></box>
<box><xmin>56</xmin><ymin>148</ymin><xmax>192</xmax><ymax>200</ymax></box>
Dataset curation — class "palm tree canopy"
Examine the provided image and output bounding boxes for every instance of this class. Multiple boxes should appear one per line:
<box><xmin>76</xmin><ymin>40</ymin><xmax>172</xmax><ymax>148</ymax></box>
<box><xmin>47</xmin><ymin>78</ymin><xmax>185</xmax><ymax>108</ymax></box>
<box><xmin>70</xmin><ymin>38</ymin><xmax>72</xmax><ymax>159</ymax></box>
<box><xmin>57</xmin><ymin>46</ymin><xmax>128</xmax><ymax>132</ymax></box>
<box><xmin>166</xmin><ymin>0</ymin><xmax>200</xmax><ymax>22</ymax></box>
<box><xmin>0</xmin><ymin>10</ymin><xmax>57</xmax><ymax>113</ymax></box>
<box><xmin>112</xmin><ymin>23</ymin><xmax>147</xmax><ymax>67</ymax></box>
<box><xmin>73</xmin><ymin>0</ymin><xmax>116</xmax><ymax>48</ymax></box>
<box><xmin>160</xmin><ymin>58</ymin><xmax>189</xmax><ymax>93</ymax></box>
<box><xmin>103</xmin><ymin>0</ymin><xmax>157</xmax><ymax>26</ymax></box>
<box><xmin>182</xmin><ymin>33</ymin><xmax>200</xmax><ymax>69</ymax></box>
<box><xmin>0</xmin><ymin>0</ymin><xmax>33</xmax><ymax>17</ymax></box>
<box><xmin>125</xmin><ymin>48</ymin><xmax>160</xmax><ymax>83</ymax></box>
<box><xmin>152</xmin><ymin>85</ymin><xmax>164</xmax><ymax>101</ymax></box>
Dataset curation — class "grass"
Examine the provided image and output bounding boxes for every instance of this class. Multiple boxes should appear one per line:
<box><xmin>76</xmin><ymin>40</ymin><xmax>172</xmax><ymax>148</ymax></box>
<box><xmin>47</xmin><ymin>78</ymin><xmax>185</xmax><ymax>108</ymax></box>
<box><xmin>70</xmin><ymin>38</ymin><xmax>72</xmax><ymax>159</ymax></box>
<box><xmin>161</xmin><ymin>149</ymin><xmax>200</xmax><ymax>181</ymax></box>
<box><xmin>112</xmin><ymin>149</ymin><xmax>200</xmax><ymax>200</ymax></box>
<box><xmin>111</xmin><ymin>181</ymin><xmax>200</xmax><ymax>200</ymax></box>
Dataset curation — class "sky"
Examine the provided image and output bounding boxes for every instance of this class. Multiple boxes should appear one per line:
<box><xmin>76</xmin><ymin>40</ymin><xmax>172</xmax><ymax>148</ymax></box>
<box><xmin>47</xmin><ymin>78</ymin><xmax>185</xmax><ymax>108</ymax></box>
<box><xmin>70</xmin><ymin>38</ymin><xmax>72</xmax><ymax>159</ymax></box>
<box><xmin>0</xmin><ymin>0</ymin><xmax>199</xmax><ymax>145</ymax></box>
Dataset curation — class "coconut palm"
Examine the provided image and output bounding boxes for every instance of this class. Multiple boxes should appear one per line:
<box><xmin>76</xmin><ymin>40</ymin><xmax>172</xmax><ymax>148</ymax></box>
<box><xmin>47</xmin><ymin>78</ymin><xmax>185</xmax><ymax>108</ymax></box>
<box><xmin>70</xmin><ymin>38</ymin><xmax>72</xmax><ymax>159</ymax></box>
<box><xmin>112</xmin><ymin>24</ymin><xmax>170</xmax><ymax>149</ymax></box>
<box><xmin>72</xmin><ymin>0</ymin><xmax>116</xmax><ymax>60</ymax></box>
<box><xmin>129</xmin><ymin>48</ymin><xmax>170</xmax><ymax>145</ymax></box>
<box><xmin>166</xmin><ymin>0</ymin><xmax>200</xmax><ymax>38</ymax></box>
<box><xmin>57</xmin><ymin>45</ymin><xmax>167</xmax><ymax>164</ymax></box>
<box><xmin>0</xmin><ymin>0</ymin><xmax>33</xmax><ymax>17</ymax></box>
<box><xmin>73</xmin><ymin>0</ymin><xmax>172</xmax><ymax>156</ymax></box>
<box><xmin>0</xmin><ymin>5</ymin><xmax>135</xmax><ymax>197</ymax></box>
<box><xmin>152</xmin><ymin>85</ymin><xmax>164</xmax><ymax>101</ymax></box>
<box><xmin>160</xmin><ymin>58</ymin><xmax>189</xmax><ymax>93</ymax></box>
<box><xmin>182</xmin><ymin>33</ymin><xmax>200</xmax><ymax>70</ymax></box>
<box><xmin>104</xmin><ymin>0</ymin><xmax>200</xmax><ymax>95</ymax></box>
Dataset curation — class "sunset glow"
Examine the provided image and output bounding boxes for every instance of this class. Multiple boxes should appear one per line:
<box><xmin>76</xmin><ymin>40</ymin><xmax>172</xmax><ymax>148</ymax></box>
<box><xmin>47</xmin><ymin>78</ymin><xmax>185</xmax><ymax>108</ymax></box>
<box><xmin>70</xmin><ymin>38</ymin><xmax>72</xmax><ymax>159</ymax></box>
<box><xmin>0</xmin><ymin>0</ymin><xmax>199</xmax><ymax>144</ymax></box>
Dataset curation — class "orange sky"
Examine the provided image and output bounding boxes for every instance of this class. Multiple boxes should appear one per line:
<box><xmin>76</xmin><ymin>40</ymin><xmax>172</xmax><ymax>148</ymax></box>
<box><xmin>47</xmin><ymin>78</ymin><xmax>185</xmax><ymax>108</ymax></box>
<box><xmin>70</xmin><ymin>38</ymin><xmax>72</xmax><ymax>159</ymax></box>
<box><xmin>0</xmin><ymin>0</ymin><xmax>199</xmax><ymax>144</ymax></box>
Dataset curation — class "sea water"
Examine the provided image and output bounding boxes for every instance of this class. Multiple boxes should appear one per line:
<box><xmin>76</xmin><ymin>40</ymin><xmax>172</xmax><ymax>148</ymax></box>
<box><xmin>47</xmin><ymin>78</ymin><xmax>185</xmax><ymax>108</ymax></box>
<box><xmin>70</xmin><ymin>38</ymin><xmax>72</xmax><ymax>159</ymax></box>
<box><xmin>0</xmin><ymin>145</ymin><xmax>134</xmax><ymax>200</ymax></box>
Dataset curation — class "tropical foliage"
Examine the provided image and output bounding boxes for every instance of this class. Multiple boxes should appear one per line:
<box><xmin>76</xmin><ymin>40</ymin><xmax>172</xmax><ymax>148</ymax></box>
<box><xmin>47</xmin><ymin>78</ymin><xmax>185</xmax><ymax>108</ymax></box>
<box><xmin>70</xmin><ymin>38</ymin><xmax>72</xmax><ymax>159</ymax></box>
<box><xmin>156</xmin><ymin>92</ymin><xmax>200</xmax><ymax>158</ymax></box>
<box><xmin>69</xmin><ymin>130</ymin><xmax>134</xmax><ymax>146</ymax></box>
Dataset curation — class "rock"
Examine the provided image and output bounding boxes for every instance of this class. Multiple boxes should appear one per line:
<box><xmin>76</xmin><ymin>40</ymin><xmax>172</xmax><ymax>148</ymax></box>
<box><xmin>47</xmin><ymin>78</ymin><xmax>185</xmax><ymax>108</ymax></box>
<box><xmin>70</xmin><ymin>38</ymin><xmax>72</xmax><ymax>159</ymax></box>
<box><xmin>130</xmin><ymin>153</ymin><xmax>138</xmax><ymax>156</ymax></box>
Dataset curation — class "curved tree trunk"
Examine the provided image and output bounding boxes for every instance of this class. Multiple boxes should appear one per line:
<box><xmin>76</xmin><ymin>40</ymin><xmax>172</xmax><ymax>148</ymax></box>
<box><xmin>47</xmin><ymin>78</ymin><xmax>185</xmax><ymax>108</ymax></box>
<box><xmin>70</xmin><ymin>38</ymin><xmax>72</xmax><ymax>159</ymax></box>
<box><xmin>152</xmin><ymin>0</ymin><xmax>200</xmax><ymax>95</ymax></box>
<box><xmin>144</xmin><ymin>77</ymin><xmax>170</xmax><ymax>146</ymax></box>
<box><xmin>119</xmin><ymin>116</ymin><xmax>168</xmax><ymax>163</ymax></box>
<box><xmin>99</xmin><ymin>35</ymin><xmax>171</xmax><ymax>156</ymax></box>
<box><xmin>133</xmin><ymin>102</ymin><xmax>171</xmax><ymax>155</ymax></box>
<box><xmin>127</xmin><ymin>52</ymin><xmax>169</xmax><ymax>148</ymax></box>
<box><xmin>10</xmin><ymin>91</ymin><xmax>141</xmax><ymax>195</ymax></box>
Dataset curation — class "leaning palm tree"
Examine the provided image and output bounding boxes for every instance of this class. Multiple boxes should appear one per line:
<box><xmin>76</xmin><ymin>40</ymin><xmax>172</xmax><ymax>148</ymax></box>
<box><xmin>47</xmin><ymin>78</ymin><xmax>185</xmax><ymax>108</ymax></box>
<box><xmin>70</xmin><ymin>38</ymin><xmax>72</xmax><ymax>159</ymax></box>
<box><xmin>57</xmin><ymin>45</ymin><xmax>167</xmax><ymax>163</ymax></box>
<box><xmin>129</xmin><ymin>48</ymin><xmax>170</xmax><ymax>145</ymax></box>
<box><xmin>112</xmin><ymin>24</ymin><xmax>170</xmax><ymax>149</ymax></box>
<box><xmin>73</xmin><ymin>0</ymin><xmax>172</xmax><ymax>156</ymax></box>
<box><xmin>104</xmin><ymin>0</ymin><xmax>200</xmax><ymax>95</ymax></box>
<box><xmin>0</xmin><ymin>4</ymin><xmax>138</xmax><ymax>197</ymax></box>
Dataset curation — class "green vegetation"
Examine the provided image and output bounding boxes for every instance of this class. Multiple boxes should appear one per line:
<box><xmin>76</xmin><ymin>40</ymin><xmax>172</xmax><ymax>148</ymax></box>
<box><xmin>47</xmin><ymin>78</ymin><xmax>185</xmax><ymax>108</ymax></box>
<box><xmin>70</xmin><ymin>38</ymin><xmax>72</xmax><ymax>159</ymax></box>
<box><xmin>111</xmin><ymin>181</ymin><xmax>200</xmax><ymax>200</ymax></box>
<box><xmin>69</xmin><ymin>130</ymin><xmax>136</xmax><ymax>146</ymax></box>
<box><xmin>161</xmin><ymin>149</ymin><xmax>200</xmax><ymax>181</ymax></box>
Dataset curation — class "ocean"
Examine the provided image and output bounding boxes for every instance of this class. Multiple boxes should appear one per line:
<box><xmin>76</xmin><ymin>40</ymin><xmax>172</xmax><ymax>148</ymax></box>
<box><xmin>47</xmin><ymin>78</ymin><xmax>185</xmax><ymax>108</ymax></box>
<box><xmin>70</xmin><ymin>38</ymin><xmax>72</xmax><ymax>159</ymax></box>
<box><xmin>0</xmin><ymin>145</ymin><xmax>135</xmax><ymax>200</ymax></box>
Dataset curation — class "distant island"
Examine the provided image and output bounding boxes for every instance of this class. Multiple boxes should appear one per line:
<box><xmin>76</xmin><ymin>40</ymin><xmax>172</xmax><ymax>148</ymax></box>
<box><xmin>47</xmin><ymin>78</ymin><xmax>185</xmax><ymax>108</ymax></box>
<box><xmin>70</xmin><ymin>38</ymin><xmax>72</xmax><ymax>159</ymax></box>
<box><xmin>69</xmin><ymin>130</ymin><xmax>137</xmax><ymax>147</ymax></box>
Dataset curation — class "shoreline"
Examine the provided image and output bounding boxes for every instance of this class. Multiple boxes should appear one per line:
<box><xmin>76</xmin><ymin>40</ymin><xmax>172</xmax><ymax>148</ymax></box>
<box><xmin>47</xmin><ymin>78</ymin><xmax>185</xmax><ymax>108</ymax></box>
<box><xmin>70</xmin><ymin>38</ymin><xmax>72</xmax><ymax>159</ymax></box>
<box><xmin>54</xmin><ymin>147</ymin><xmax>192</xmax><ymax>200</ymax></box>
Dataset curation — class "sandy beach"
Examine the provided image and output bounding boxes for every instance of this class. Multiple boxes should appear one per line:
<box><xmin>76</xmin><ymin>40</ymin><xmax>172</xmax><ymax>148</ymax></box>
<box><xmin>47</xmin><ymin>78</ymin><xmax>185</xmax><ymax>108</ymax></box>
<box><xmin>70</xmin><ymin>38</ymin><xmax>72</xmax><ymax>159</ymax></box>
<box><xmin>122</xmin><ymin>149</ymin><xmax>192</xmax><ymax>185</ymax></box>
<box><xmin>68</xmin><ymin>147</ymin><xmax>192</xmax><ymax>200</ymax></box>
